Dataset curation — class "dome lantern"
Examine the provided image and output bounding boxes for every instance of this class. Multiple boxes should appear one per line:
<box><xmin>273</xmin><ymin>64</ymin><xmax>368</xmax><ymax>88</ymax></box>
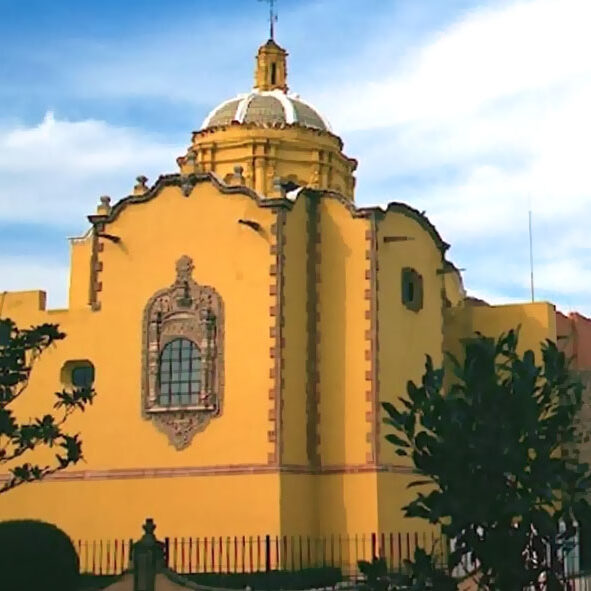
<box><xmin>255</xmin><ymin>39</ymin><xmax>288</xmax><ymax>93</ymax></box>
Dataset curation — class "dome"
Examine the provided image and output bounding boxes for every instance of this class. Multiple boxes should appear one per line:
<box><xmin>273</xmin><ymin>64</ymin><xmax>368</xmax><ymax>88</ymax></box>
<box><xmin>201</xmin><ymin>90</ymin><xmax>331</xmax><ymax>132</ymax></box>
<box><xmin>183</xmin><ymin>38</ymin><xmax>356</xmax><ymax>201</ymax></box>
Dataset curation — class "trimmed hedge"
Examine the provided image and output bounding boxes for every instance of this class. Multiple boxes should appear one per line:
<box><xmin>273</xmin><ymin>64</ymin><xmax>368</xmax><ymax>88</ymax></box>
<box><xmin>78</xmin><ymin>567</ymin><xmax>343</xmax><ymax>590</ymax></box>
<box><xmin>181</xmin><ymin>567</ymin><xmax>343</xmax><ymax>589</ymax></box>
<box><xmin>78</xmin><ymin>573</ymin><xmax>122</xmax><ymax>590</ymax></box>
<box><xmin>0</xmin><ymin>519</ymin><xmax>79</xmax><ymax>591</ymax></box>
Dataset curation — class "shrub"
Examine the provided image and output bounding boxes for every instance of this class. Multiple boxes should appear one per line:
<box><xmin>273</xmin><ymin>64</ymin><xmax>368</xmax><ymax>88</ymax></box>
<box><xmin>77</xmin><ymin>567</ymin><xmax>342</xmax><ymax>591</ymax></box>
<box><xmin>182</xmin><ymin>567</ymin><xmax>343</xmax><ymax>589</ymax></box>
<box><xmin>0</xmin><ymin>519</ymin><xmax>80</xmax><ymax>591</ymax></box>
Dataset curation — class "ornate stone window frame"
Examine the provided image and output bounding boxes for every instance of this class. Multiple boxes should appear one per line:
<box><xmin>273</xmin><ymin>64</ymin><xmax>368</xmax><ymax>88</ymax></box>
<box><xmin>141</xmin><ymin>256</ymin><xmax>224</xmax><ymax>449</ymax></box>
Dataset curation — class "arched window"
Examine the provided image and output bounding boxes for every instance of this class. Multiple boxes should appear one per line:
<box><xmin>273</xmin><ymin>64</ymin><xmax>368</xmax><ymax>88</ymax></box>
<box><xmin>72</xmin><ymin>364</ymin><xmax>95</xmax><ymax>388</ymax></box>
<box><xmin>271</xmin><ymin>62</ymin><xmax>277</xmax><ymax>85</ymax></box>
<box><xmin>61</xmin><ymin>360</ymin><xmax>95</xmax><ymax>389</ymax></box>
<box><xmin>158</xmin><ymin>338</ymin><xmax>201</xmax><ymax>407</ymax></box>
<box><xmin>401</xmin><ymin>267</ymin><xmax>424</xmax><ymax>312</ymax></box>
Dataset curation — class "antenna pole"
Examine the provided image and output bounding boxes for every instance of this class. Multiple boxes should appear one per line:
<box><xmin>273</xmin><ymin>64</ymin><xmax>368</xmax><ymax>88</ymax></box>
<box><xmin>528</xmin><ymin>200</ymin><xmax>535</xmax><ymax>303</ymax></box>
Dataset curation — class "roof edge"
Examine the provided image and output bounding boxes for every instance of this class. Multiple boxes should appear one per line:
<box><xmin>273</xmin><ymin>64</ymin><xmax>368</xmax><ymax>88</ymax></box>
<box><xmin>87</xmin><ymin>173</ymin><xmax>293</xmax><ymax>227</ymax></box>
<box><xmin>193</xmin><ymin>121</ymin><xmax>344</xmax><ymax>150</ymax></box>
<box><xmin>299</xmin><ymin>189</ymin><xmax>449</xmax><ymax>254</ymax></box>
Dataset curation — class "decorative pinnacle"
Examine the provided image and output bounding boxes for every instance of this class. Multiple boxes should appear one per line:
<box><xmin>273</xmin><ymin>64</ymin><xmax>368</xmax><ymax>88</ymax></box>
<box><xmin>99</xmin><ymin>195</ymin><xmax>111</xmax><ymax>207</ymax></box>
<box><xmin>142</xmin><ymin>518</ymin><xmax>156</xmax><ymax>536</ymax></box>
<box><xmin>134</xmin><ymin>175</ymin><xmax>148</xmax><ymax>196</ymax></box>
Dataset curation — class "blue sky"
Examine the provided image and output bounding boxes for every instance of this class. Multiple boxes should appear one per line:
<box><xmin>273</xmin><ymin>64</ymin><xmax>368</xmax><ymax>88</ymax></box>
<box><xmin>1</xmin><ymin>0</ymin><xmax>590</xmax><ymax>316</ymax></box>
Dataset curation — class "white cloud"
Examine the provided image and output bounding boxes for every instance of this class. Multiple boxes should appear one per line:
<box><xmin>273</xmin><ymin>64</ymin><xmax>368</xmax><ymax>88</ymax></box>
<box><xmin>318</xmin><ymin>0</ymin><xmax>591</xmax><ymax>131</ymax></box>
<box><xmin>304</xmin><ymin>0</ymin><xmax>591</xmax><ymax>316</ymax></box>
<box><xmin>0</xmin><ymin>113</ymin><xmax>183</xmax><ymax>309</ymax></box>
<box><xmin>534</xmin><ymin>260</ymin><xmax>591</xmax><ymax>296</ymax></box>
<box><xmin>0</xmin><ymin>112</ymin><xmax>183</xmax><ymax>226</ymax></box>
<box><xmin>2</xmin><ymin>0</ymin><xmax>590</xmax><ymax>317</ymax></box>
<box><xmin>0</xmin><ymin>257</ymin><xmax>69</xmax><ymax>311</ymax></box>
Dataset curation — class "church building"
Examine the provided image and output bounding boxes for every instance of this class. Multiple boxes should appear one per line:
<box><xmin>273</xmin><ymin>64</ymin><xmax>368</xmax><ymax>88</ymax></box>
<box><xmin>0</xmin><ymin>35</ymin><xmax>577</xmax><ymax>557</ymax></box>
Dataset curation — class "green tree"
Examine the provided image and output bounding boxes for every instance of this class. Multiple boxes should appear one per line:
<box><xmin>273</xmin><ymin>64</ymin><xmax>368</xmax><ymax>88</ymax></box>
<box><xmin>359</xmin><ymin>549</ymin><xmax>456</xmax><ymax>591</ymax></box>
<box><xmin>0</xmin><ymin>318</ymin><xmax>95</xmax><ymax>494</ymax></box>
<box><xmin>382</xmin><ymin>329</ymin><xmax>591</xmax><ymax>591</ymax></box>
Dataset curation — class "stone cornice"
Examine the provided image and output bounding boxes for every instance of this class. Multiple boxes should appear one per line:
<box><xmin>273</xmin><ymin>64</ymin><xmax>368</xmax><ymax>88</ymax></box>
<box><xmin>87</xmin><ymin>172</ymin><xmax>294</xmax><ymax>227</ymax></box>
<box><xmin>304</xmin><ymin>189</ymin><xmax>450</xmax><ymax>255</ymax></box>
<box><xmin>85</xmin><ymin>176</ymin><xmax>448</xmax><ymax>256</ymax></box>
<box><xmin>193</xmin><ymin>121</ymin><xmax>346</xmax><ymax>151</ymax></box>
<box><xmin>0</xmin><ymin>463</ymin><xmax>415</xmax><ymax>483</ymax></box>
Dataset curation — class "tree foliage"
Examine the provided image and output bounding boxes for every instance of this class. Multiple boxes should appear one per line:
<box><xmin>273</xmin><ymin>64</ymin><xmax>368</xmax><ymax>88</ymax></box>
<box><xmin>359</xmin><ymin>548</ymin><xmax>456</xmax><ymax>591</ymax></box>
<box><xmin>0</xmin><ymin>318</ymin><xmax>95</xmax><ymax>494</ymax></box>
<box><xmin>0</xmin><ymin>519</ymin><xmax>80</xmax><ymax>591</ymax></box>
<box><xmin>382</xmin><ymin>329</ymin><xmax>591</xmax><ymax>591</ymax></box>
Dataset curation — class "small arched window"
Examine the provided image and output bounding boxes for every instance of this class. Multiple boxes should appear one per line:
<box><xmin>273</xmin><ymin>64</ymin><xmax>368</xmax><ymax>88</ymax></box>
<box><xmin>271</xmin><ymin>62</ymin><xmax>277</xmax><ymax>85</ymax></box>
<box><xmin>61</xmin><ymin>360</ymin><xmax>95</xmax><ymax>389</ymax></box>
<box><xmin>159</xmin><ymin>338</ymin><xmax>201</xmax><ymax>407</ymax></box>
<box><xmin>401</xmin><ymin>267</ymin><xmax>423</xmax><ymax>312</ymax></box>
<box><xmin>72</xmin><ymin>364</ymin><xmax>95</xmax><ymax>388</ymax></box>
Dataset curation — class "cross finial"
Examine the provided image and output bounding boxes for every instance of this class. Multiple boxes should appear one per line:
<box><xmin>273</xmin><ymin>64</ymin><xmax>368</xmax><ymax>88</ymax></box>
<box><xmin>259</xmin><ymin>0</ymin><xmax>278</xmax><ymax>40</ymax></box>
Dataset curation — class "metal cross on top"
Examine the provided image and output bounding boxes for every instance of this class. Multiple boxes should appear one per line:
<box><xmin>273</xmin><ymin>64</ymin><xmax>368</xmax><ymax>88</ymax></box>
<box><xmin>259</xmin><ymin>0</ymin><xmax>278</xmax><ymax>40</ymax></box>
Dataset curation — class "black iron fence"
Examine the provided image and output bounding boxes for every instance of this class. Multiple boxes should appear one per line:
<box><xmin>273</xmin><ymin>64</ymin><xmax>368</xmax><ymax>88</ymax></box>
<box><xmin>76</xmin><ymin>531</ymin><xmax>446</xmax><ymax>577</ymax></box>
<box><xmin>76</xmin><ymin>538</ymin><xmax>133</xmax><ymax>576</ymax></box>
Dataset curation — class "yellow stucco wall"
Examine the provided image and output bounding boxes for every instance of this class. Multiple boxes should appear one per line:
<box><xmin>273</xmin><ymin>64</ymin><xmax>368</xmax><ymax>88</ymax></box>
<box><xmin>0</xmin><ymin>184</ymin><xmax>562</xmax><ymax>547</ymax></box>
<box><xmin>316</xmin><ymin>198</ymin><xmax>371</xmax><ymax>467</ymax></box>
<box><xmin>0</xmin><ymin>180</ymin><xmax>286</xmax><ymax>539</ymax></box>
<box><xmin>317</xmin><ymin>473</ymin><xmax>378</xmax><ymax>534</ymax></box>
<box><xmin>68</xmin><ymin>233</ymin><xmax>93</xmax><ymax>309</ymax></box>
<box><xmin>0</xmin><ymin>475</ymin><xmax>281</xmax><ymax>540</ymax></box>
<box><xmin>279</xmin><ymin>473</ymin><xmax>318</xmax><ymax>536</ymax></box>
<box><xmin>0</xmin><ymin>153</ymin><xmax>563</xmax><ymax>566</ymax></box>
<box><xmin>1</xmin><ymin>34</ymin><xmax>573</xmax><ymax>570</ymax></box>
<box><xmin>281</xmin><ymin>194</ymin><xmax>309</xmax><ymax>467</ymax></box>
<box><xmin>376</xmin><ymin>211</ymin><xmax>445</xmax><ymax>471</ymax></box>
<box><xmin>444</xmin><ymin>301</ymin><xmax>557</xmax><ymax>364</ymax></box>
<box><xmin>91</xmin><ymin>182</ymin><xmax>276</xmax><ymax>467</ymax></box>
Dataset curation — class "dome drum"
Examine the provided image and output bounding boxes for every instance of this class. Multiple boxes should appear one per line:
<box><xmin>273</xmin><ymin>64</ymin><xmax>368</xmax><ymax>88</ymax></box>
<box><xmin>180</xmin><ymin>125</ymin><xmax>357</xmax><ymax>200</ymax></box>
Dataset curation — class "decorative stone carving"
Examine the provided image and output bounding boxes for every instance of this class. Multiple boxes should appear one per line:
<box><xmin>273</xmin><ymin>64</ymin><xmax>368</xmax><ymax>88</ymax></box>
<box><xmin>309</xmin><ymin>165</ymin><xmax>320</xmax><ymax>189</ymax></box>
<box><xmin>233</xmin><ymin>165</ymin><xmax>244</xmax><ymax>182</ymax></box>
<box><xmin>97</xmin><ymin>195</ymin><xmax>111</xmax><ymax>214</ymax></box>
<box><xmin>134</xmin><ymin>176</ymin><xmax>148</xmax><ymax>196</ymax></box>
<box><xmin>180</xmin><ymin>176</ymin><xmax>193</xmax><ymax>197</ymax></box>
<box><xmin>141</xmin><ymin>256</ymin><xmax>224</xmax><ymax>449</ymax></box>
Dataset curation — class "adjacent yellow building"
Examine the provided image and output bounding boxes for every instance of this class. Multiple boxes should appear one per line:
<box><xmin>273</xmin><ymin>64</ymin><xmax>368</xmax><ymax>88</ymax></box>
<box><xmin>0</xmin><ymin>37</ymin><xmax>560</xmax><ymax>553</ymax></box>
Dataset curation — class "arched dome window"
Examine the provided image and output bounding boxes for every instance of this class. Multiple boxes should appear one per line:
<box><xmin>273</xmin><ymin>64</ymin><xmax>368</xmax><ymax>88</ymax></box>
<box><xmin>158</xmin><ymin>338</ymin><xmax>201</xmax><ymax>407</ymax></box>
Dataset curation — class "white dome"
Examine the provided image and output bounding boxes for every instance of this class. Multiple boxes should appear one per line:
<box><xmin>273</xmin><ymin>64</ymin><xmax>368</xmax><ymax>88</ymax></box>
<box><xmin>201</xmin><ymin>89</ymin><xmax>331</xmax><ymax>132</ymax></box>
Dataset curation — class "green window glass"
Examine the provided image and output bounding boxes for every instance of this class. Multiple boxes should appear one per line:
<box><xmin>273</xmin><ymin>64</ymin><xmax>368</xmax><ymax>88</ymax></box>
<box><xmin>72</xmin><ymin>364</ymin><xmax>95</xmax><ymax>388</ymax></box>
<box><xmin>158</xmin><ymin>338</ymin><xmax>201</xmax><ymax>407</ymax></box>
<box><xmin>401</xmin><ymin>267</ymin><xmax>423</xmax><ymax>312</ymax></box>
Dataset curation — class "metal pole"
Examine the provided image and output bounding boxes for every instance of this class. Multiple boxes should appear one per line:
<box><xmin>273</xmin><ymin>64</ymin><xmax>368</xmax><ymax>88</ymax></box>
<box><xmin>529</xmin><ymin>207</ymin><xmax>535</xmax><ymax>302</ymax></box>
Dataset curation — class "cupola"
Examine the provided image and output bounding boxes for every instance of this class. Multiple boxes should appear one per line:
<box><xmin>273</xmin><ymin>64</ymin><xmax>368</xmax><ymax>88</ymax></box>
<box><xmin>255</xmin><ymin>39</ymin><xmax>288</xmax><ymax>92</ymax></box>
<box><xmin>178</xmin><ymin>38</ymin><xmax>358</xmax><ymax>200</ymax></box>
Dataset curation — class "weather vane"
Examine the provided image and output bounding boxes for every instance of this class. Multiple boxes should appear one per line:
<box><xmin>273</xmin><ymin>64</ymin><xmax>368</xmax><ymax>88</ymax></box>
<box><xmin>258</xmin><ymin>0</ymin><xmax>278</xmax><ymax>41</ymax></box>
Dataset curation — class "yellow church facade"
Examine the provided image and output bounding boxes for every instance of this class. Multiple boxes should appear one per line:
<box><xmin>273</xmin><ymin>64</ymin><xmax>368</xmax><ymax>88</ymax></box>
<box><xmin>0</xmin><ymin>39</ymin><xmax>559</xmax><ymax>548</ymax></box>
